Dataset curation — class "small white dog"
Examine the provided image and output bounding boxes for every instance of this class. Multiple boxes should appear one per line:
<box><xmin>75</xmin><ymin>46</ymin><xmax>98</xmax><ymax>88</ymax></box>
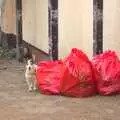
<box><xmin>25</xmin><ymin>59</ymin><xmax>37</xmax><ymax>92</ymax></box>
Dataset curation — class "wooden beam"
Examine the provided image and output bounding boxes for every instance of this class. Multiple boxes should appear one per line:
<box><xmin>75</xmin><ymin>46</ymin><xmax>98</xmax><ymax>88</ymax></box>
<box><xmin>0</xmin><ymin>0</ymin><xmax>5</xmax><ymax>46</ymax></box>
<box><xmin>93</xmin><ymin>0</ymin><xmax>103</xmax><ymax>56</ymax></box>
<box><xmin>16</xmin><ymin>0</ymin><xmax>23</xmax><ymax>62</ymax></box>
<box><xmin>48</xmin><ymin>0</ymin><xmax>58</xmax><ymax>60</ymax></box>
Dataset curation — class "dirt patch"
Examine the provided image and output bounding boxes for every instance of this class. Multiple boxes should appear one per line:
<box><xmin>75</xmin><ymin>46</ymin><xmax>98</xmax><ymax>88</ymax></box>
<box><xmin>0</xmin><ymin>47</ymin><xmax>16</xmax><ymax>60</ymax></box>
<box><xmin>0</xmin><ymin>60</ymin><xmax>120</xmax><ymax>120</ymax></box>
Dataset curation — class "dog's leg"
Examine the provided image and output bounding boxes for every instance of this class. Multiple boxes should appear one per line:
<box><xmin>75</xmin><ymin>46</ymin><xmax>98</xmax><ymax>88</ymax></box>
<box><xmin>26</xmin><ymin>78</ymin><xmax>33</xmax><ymax>92</ymax></box>
<box><xmin>33</xmin><ymin>79</ymin><xmax>37</xmax><ymax>91</ymax></box>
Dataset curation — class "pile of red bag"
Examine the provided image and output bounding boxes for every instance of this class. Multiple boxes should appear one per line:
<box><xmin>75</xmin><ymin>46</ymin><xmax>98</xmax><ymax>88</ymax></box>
<box><xmin>36</xmin><ymin>60</ymin><xmax>63</xmax><ymax>95</ymax></box>
<box><xmin>92</xmin><ymin>51</ymin><xmax>120</xmax><ymax>95</ymax></box>
<box><xmin>60</xmin><ymin>48</ymin><xmax>96</xmax><ymax>97</ymax></box>
<box><xmin>36</xmin><ymin>48</ymin><xmax>120</xmax><ymax>97</ymax></box>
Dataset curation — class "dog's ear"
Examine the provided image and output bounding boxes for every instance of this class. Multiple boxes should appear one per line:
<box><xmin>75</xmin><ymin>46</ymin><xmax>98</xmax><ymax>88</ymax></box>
<box><xmin>29</xmin><ymin>59</ymin><xmax>33</xmax><ymax>64</ymax></box>
<box><xmin>32</xmin><ymin>54</ymin><xmax>36</xmax><ymax>63</ymax></box>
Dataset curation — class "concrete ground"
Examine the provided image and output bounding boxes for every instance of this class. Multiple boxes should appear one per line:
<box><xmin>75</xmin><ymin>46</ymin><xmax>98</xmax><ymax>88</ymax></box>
<box><xmin>0</xmin><ymin>60</ymin><xmax>120</xmax><ymax>120</ymax></box>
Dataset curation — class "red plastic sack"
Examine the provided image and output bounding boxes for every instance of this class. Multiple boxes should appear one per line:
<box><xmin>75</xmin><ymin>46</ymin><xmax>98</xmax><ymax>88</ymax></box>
<box><xmin>36</xmin><ymin>60</ymin><xmax>63</xmax><ymax>95</ymax></box>
<box><xmin>92</xmin><ymin>51</ymin><xmax>120</xmax><ymax>95</ymax></box>
<box><xmin>60</xmin><ymin>48</ymin><xmax>96</xmax><ymax>97</ymax></box>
